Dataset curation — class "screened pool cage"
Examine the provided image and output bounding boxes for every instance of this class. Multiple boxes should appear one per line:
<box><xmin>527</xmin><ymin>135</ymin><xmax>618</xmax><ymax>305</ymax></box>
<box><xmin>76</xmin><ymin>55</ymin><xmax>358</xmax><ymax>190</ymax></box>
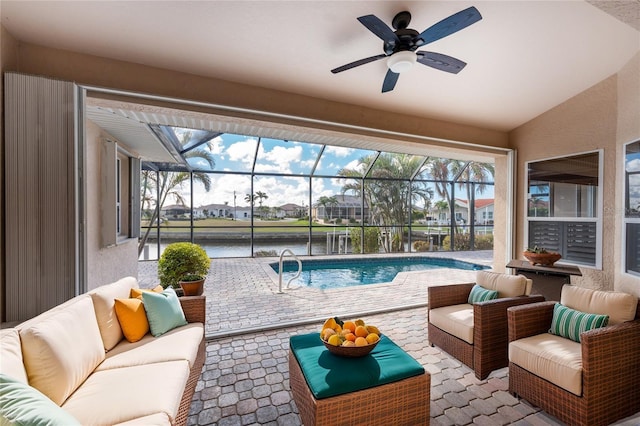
<box><xmin>139</xmin><ymin>126</ymin><xmax>495</xmax><ymax>259</ymax></box>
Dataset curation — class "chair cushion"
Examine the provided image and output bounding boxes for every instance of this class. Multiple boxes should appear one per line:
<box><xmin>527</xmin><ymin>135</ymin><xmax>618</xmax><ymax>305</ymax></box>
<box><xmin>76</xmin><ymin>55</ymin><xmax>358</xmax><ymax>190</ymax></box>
<box><xmin>114</xmin><ymin>413</ymin><xmax>172</xmax><ymax>426</ymax></box>
<box><xmin>476</xmin><ymin>271</ymin><xmax>531</xmax><ymax>298</ymax></box>
<box><xmin>0</xmin><ymin>374</ymin><xmax>81</xmax><ymax>426</ymax></box>
<box><xmin>18</xmin><ymin>295</ymin><xmax>106</xmax><ymax>406</ymax></box>
<box><xmin>90</xmin><ymin>276</ymin><xmax>139</xmax><ymax>351</ymax></box>
<box><xmin>0</xmin><ymin>329</ymin><xmax>28</xmax><ymax>384</ymax></box>
<box><xmin>549</xmin><ymin>303</ymin><xmax>609</xmax><ymax>342</ymax></box>
<box><xmin>61</xmin><ymin>360</ymin><xmax>190</xmax><ymax>425</ymax></box>
<box><xmin>130</xmin><ymin>285</ymin><xmax>163</xmax><ymax>299</ymax></box>
<box><xmin>561</xmin><ymin>285</ymin><xmax>637</xmax><ymax>325</ymax></box>
<box><xmin>509</xmin><ymin>333</ymin><xmax>582</xmax><ymax>396</ymax></box>
<box><xmin>142</xmin><ymin>288</ymin><xmax>188</xmax><ymax>337</ymax></box>
<box><xmin>429</xmin><ymin>304</ymin><xmax>474</xmax><ymax>344</ymax></box>
<box><xmin>468</xmin><ymin>284</ymin><xmax>499</xmax><ymax>304</ymax></box>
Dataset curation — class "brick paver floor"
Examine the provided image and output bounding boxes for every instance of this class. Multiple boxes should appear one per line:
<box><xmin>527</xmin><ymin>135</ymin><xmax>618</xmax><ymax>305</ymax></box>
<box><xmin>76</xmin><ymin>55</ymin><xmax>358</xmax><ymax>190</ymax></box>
<box><xmin>138</xmin><ymin>252</ymin><xmax>640</xmax><ymax>425</ymax></box>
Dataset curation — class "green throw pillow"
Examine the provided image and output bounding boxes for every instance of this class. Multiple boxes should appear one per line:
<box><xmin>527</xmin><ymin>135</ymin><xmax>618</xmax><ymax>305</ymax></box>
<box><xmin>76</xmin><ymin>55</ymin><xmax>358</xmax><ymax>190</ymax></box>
<box><xmin>0</xmin><ymin>373</ymin><xmax>81</xmax><ymax>426</ymax></box>
<box><xmin>142</xmin><ymin>287</ymin><xmax>188</xmax><ymax>337</ymax></box>
<box><xmin>549</xmin><ymin>303</ymin><xmax>609</xmax><ymax>342</ymax></box>
<box><xmin>468</xmin><ymin>284</ymin><xmax>499</xmax><ymax>304</ymax></box>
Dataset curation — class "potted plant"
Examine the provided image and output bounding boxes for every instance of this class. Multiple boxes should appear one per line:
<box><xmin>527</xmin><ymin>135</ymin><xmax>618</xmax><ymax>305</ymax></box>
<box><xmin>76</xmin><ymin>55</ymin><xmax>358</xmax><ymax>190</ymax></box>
<box><xmin>158</xmin><ymin>242</ymin><xmax>210</xmax><ymax>296</ymax></box>
<box><xmin>523</xmin><ymin>246</ymin><xmax>562</xmax><ymax>267</ymax></box>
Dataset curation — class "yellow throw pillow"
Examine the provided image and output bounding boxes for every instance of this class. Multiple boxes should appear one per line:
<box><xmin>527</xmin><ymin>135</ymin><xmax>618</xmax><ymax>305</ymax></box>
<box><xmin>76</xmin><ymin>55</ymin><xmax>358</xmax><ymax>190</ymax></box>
<box><xmin>114</xmin><ymin>298</ymin><xmax>149</xmax><ymax>343</ymax></box>
<box><xmin>129</xmin><ymin>285</ymin><xmax>163</xmax><ymax>299</ymax></box>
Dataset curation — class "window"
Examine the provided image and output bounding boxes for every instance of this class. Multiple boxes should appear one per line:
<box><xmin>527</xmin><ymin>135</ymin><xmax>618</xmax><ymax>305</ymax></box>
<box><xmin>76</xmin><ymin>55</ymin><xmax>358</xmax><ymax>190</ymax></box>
<box><xmin>625</xmin><ymin>140</ymin><xmax>640</xmax><ymax>276</ymax></box>
<box><xmin>526</xmin><ymin>151</ymin><xmax>601</xmax><ymax>267</ymax></box>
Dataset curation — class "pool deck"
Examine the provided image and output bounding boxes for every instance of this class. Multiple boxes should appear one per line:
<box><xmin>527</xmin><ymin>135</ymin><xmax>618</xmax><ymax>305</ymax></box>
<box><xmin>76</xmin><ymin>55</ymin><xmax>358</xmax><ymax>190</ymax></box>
<box><xmin>137</xmin><ymin>251</ymin><xmax>640</xmax><ymax>426</ymax></box>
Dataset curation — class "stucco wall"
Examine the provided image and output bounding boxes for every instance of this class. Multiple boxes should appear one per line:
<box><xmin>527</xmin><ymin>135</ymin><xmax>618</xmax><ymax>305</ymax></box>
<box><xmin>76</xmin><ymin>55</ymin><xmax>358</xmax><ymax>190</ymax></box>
<box><xmin>85</xmin><ymin>120</ymin><xmax>138</xmax><ymax>290</ymax></box>
<box><xmin>510</xmin><ymin>53</ymin><xmax>640</xmax><ymax>296</ymax></box>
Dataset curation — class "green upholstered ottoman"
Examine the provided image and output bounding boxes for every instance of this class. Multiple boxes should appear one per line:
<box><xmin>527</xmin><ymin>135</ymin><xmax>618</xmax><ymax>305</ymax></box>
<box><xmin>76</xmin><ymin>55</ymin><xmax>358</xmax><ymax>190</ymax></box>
<box><xmin>289</xmin><ymin>333</ymin><xmax>430</xmax><ymax>425</ymax></box>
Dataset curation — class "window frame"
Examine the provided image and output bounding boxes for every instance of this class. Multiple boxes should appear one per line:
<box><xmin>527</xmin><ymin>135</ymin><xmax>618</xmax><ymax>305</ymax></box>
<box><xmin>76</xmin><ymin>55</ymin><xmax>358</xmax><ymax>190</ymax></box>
<box><xmin>623</xmin><ymin>139</ymin><xmax>640</xmax><ymax>277</ymax></box>
<box><xmin>524</xmin><ymin>149</ymin><xmax>603</xmax><ymax>269</ymax></box>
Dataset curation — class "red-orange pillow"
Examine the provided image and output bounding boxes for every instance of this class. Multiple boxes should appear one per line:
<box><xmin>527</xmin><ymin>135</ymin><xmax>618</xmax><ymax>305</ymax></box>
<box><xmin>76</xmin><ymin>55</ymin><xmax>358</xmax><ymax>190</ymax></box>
<box><xmin>129</xmin><ymin>285</ymin><xmax>163</xmax><ymax>299</ymax></box>
<box><xmin>114</xmin><ymin>298</ymin><xmax>149</xmax><ymax>343</ymax></box>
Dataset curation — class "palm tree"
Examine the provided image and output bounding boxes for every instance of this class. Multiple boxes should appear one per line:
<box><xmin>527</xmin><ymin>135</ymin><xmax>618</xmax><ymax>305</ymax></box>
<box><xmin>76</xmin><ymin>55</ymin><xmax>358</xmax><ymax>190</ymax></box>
<box><xmin>339</xmin><ymin>153</ymin><xmax>433</xmax><ymax>252</ymax></box>
<box><xmin>244</xmin><ymin>193</ymin><xmax>254</xmax><ymax>205</ymax></box>
<box><xmin>255</xmin><ymin>191</ymin><xmax>268</xmax><ymax>207</ymax></box>
<box><xmin>138</xmin><ymin>133</ymin><xmax>216</xmax><ymax>256</ymax></box>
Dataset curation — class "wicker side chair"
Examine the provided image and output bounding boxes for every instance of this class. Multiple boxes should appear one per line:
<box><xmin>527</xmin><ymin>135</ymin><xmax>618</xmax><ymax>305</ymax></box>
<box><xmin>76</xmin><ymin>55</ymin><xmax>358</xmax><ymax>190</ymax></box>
<box><xmin>427</xmin><ymin>270</ymin><xmax>544</xmax><ymax>380</ymax></box>
<box><xmin>508</xmin><ymin>285</ymin><xmax>640</xmax><ymax>426</ymax></box>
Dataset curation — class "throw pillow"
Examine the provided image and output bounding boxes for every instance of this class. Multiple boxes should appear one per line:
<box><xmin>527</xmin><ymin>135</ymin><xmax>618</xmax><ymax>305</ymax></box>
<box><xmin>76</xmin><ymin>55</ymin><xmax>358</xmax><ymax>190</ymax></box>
<box><xmin>549</xmin><ymin>303</ymin><xmax>609</xmax><ymax>342</ymax></box>
<box><xmin>114</xmin><ymin>298</ymin><xmax>150</xmax><ymax>343</ymax></box>
<box><xmin>468</xmin><ymin>284</ymin><xmax>499</xmax><ymax>304</ymax></box>
<box><xmin>142</xmin><ymin>287</ymin><xmax>188</xmax><ymax>337</ymax></box>
<box><xmin>0</xmin><ymin>373</ymin><xmax>81</xmax><ymax>426</ymax></box>
<box><xmin>130</xmin><ymin>285</ymin><xmax>163</xmax><ymax>299</ymax></box>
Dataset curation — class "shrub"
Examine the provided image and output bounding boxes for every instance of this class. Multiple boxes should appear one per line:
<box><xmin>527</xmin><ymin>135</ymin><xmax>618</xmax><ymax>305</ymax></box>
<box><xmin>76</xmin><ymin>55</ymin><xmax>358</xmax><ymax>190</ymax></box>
<box><xmin>351</xmin><ymin>227</ymin><xmax>380</xmax><ymax>254</ymax></box>
<box><xmin>413</xmin><ymin>240</ymin><xmax>430</xmax><ymax>252</ymax></box>
<box><xmin>158</xmin><ymin>242</ymin><xmax>210</xmax><ymax>289</ymax></box>
<box><xmin>442</xmin><ymin>233</ymin><xmax>494</xmax><ymax>251</ymax></box>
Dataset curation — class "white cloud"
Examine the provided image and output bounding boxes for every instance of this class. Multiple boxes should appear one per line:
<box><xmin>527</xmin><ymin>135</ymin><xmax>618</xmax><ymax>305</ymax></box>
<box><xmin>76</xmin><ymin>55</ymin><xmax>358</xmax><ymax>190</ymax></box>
<box><xmin>226</xmin><ymin>138</ymin><xmax>258</xmax><ymax>165</ymax></box>
<box><xmin>325</xmin><ymin>146</ymin><xmax>353</xmax><ymax>157</ymax></box>
<box><xmin>626</xmin><ymin>158</ymin><xmax>640</xmax><ymax>172</ymax></box>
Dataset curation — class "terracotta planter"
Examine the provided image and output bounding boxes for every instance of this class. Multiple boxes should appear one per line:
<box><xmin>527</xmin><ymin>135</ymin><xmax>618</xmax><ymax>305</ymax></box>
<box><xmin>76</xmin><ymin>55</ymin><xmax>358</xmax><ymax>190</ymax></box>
<box><xmin>523</xmin><ymin>251</ymin><xmax>562</xmax><ymax>267</ymax></box>
<box><xmin>179</xmin><ymin>278</ymin><xmax>205</xmax><ymax>296</ymax></box>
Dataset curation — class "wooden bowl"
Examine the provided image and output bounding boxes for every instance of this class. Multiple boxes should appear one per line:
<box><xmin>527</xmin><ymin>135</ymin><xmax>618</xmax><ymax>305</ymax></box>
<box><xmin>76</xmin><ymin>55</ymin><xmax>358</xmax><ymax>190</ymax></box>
<box><xmin>523</xmin><ymin>251</ymin><xmax>562</xmax><ymax>267</ymax></box>
<box><xmin>321</xmin><ymin>335</ymin><xmax>380</xmax><ymax>358</ymax></box>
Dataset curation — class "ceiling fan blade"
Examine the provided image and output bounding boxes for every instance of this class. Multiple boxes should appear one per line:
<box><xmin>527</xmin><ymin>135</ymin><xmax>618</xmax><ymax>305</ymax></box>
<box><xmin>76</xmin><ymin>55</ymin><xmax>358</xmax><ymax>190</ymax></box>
<box><xmin>416</xmin><ymin>6</ymin><xmax>482</xmax><ymax>47</ymax></box>
<box><xmin>381</xmin><ymin>69</ymin><xmax>399</xmax><ymax>93</ymax></box>
<box><xmin>357</xmin><ymin>15</ymin><xmax>400</xmax><ymax>46</ymax></box>
<box><xmin>417</xmin><ymin>51</ymin><xmax>467</xmax><ymax>74</ymax></box>
<box><xmin>331</xmin><ymin>54</ymin><xmax>387</xmax><ymax>74</ymax></box>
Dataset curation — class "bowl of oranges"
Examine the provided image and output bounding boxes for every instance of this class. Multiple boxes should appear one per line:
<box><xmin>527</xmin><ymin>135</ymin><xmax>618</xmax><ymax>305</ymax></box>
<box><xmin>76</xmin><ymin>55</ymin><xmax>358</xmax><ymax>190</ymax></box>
<box><xmin>320</xmin><ymin>317</ymin><xmax>381</xmax><ymax>358</ymax></box>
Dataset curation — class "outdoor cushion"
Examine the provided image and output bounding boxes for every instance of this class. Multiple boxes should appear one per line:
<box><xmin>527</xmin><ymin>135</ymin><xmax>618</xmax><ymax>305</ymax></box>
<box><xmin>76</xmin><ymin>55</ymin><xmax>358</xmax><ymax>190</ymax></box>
<box><xmin>429</xmin><ymin>304</ymin><xmax>474</xmax><ymax>344</ymax></box>
<box><xmin>90</xmin><ymin>276</ymin><xmax>139</xmax><ymax>350</ymax></box>
<box><xmin>0</xmin><ymin>373</ymin><xmax>81</xmax><ymax>426</ymax></box>
<box><xmin>18</xmin><ymin>295</ymin><xmax>105</xmax><ymax>406</ymax></box>
<box><xmin>468</xmin><ymin>284</ymin><xmax>498</xmax><ymax>304</ymax></box>
<box><xmin>0</xmin><ymin>329</ymin><xmax>28</xmax><ymax>384</ymax></box>
<box><xmin>142</xmin><ymin>287</ymin><xmax>188</xmax><ymax>337</ymax></box>
<box><xmin>290</xmin><ymin>333</ymin><xmax>424</xmax><ymax>399</ymax></box>
<box><xmin>549</xmin><ymin>303</ymin><xmax>609</xmax><ymax>342</ymax></box>
<box><xmin>114</xmin><ymin>298</ymin><xmax>150</xmax><ymax>343</ymax></box>
<box><xmin>62</xmin><ymin>360</ymin><xmax>190</xmax><ymax>426</ymax></box>
<box><xmin>476</xmin><ymin>270</ymin><xmax>531</xmax><ymax>298</ymax></box>
<box><xmin>114</xmin><ymin>412</ymin><xmax>172</xmax><ymax>426</ymax></box>
<box><xmin>509</xmin><ymin>333</ymin><xmax>582</xmax><ymax>396</ymax></box>
<box><xmin>97</xmin><ymin>323</ymin><xmax>203</xmax><ymax>371</ymax></box>
<box><xmin>130</xmin><ymin>285</ymin><xmax>163</xmax><ymax>299</ymax></box>
<box><xmin>560</xmin><ymin>285</ymin><xmax>637</xmax><ymax>325</ymax></box>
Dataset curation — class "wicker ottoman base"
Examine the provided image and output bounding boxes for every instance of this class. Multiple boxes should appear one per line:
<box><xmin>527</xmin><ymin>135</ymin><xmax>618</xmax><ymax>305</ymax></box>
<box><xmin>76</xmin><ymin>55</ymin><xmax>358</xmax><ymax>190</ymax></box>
<box><xmin>289</xmin><ymin>350</ymin><xmax>430</xmax><ymax>426</ymax></box>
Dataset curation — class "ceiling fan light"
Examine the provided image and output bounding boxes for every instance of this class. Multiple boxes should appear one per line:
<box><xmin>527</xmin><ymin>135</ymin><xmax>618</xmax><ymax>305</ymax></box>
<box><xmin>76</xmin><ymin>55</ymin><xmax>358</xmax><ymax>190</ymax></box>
<box><xmin>387</xmin><ymin>51</ymin><xmax>417</xmax><ymax>73</ymax></box>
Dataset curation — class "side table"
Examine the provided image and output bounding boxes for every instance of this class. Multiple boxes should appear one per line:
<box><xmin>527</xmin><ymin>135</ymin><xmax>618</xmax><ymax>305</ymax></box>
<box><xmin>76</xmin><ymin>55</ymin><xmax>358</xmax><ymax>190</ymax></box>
<box><xmin>289</xmin><ymin>333</ymin><xmax>430</xmax><ymax>425</ymax></box>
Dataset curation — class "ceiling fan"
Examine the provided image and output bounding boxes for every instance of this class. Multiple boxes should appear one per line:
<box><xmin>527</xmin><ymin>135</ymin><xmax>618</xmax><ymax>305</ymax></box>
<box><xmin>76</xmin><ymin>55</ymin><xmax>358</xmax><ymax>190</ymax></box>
<box><xmin>331</xmin><ymin>6</ymin><xmax>482</xmax><ymax>93</ymax></box>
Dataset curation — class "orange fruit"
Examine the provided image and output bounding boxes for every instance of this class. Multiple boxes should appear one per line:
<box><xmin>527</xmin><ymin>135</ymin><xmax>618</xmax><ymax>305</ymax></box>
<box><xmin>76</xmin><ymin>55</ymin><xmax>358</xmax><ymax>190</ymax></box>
<box><xmin>323</xmin><ymin>318</ymin><xmax>337</xmax><ymax>330</ymax></box>
<box><xmin>355</xmin><ymin>319</ymin><xmax>365</xmax><ymax>327</ymax></box>
<box><xmin>342</xmin><ymin>321</ymin><xmax>356</xmax><ymax>333</ymax></box>
<box><xmin>341</xmin><ymin>340</ymin><xmax>355</xmax><ymax>347</ymax></box>
<box><xmin>355</xmin><ymin>336</ymin><xmax>368</xmax><ymax>347</ymax></box>
<box><xmin>366</xmin><ymin>325</ymin><xmax>380</xmax><ymax>335</ymax></box>
<box><xmin>344</xmin><ymin>333</ymin><xmax>356</xmax><ymax>342</ymax></box>
<box><xmin>366</xmin><ymin>333</ymin><xmax>379</xmax><ymax>344</ymax></box>
<box><xmin>355</xmin><ymin>325</ymin><xmax>369</xmax><ymax>338</ymax></box>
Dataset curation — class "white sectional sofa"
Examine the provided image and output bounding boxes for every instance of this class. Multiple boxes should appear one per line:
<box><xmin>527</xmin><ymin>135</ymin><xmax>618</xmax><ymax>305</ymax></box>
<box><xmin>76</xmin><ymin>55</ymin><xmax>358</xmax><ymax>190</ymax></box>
<box><xmin>0</xmin><ymin>276</ymin><xmax>206</xmax><ymax>426</ymax></box>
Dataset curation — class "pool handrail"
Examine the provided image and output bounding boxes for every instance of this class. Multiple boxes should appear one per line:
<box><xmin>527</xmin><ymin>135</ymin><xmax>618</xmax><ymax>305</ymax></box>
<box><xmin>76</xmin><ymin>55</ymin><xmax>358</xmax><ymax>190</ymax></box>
<box><xmin>278</xmin><ymin>249</ymin><xmax>302</xmax><ymax>294</ymax></box>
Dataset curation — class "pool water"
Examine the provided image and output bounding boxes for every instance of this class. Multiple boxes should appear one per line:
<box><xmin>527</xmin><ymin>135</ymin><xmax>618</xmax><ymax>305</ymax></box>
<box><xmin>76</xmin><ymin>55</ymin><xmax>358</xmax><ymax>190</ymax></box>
<box><xmin>271</xmin><ymin>257</ymin><xmax>487</xmax><ymax>290</ymax></box>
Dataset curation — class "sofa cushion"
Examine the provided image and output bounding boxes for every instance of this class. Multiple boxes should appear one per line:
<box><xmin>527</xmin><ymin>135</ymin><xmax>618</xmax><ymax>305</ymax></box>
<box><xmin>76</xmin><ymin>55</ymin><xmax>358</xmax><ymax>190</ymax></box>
<box><xmin>114</xmin><ymin>298</ymin><xmax>150</xmax><ymax>343</ymax></box>
<box><xmin>0</xmin><ymin>329</ymin><xmax>28</xmax><ymax>384</ymax></box>
<box><xmin>468</xmin><ymin>284</ymin><xmax>499</xmax><ymax>304</ymax></box>
<box><xmin>0</xmin><ymin>374</ymin><xmax>81</xmax><ymax>426</ymax></box>
<box><xmin>561</xmin><ymin>285</ymin><xmax>637</xmax><ymax>325</ymax></box>
<box><xmin>142</xmin><ymin>288</ymin><xmax>188</xmax><ymax>337</ymax></box>
<box><xmin>549</xmin><ymin>303</ymin><xmax>609</xmax><ymax>342</ymax></box>
<box><xmin>130</xmin><ymin>285</ymin><xmax>163</xmax><ymax>299</ymax></box>
<box><xmin>114</xmin><ymin>413</ymin><xmax>171</xmax><ymax>426</ymax></box>
<box><xmin>18</xmin><ymin>295</ymin><xmax>106</xmax><ymax>406</ymax></box>
<box><xmin>476</xmin><ymin>271</ymin><xmax>531</xmax><ymax>298</ymax></box>
<box><xmin>61</xmin><ymin>360</ymin><xmax>190</xmax><ymax>426</ymax></box>
<box><xmin>96</xmin><ymin>323</ymin><xmax>204</xmax><ymax>371</ymax></box>
<box><xmin>90</xmin><ymin>276</ymin><xmax>139</xmax><ymax>350</ymax></box>
<box><xmin>509</xmin><ymin>333</ymin><xmax>582</xmax><ymax>396</ymax></box>
<box><xmin>429</xmin><ymin>304</ymin><xmax>474</xmax><ymax>344</ymax></box>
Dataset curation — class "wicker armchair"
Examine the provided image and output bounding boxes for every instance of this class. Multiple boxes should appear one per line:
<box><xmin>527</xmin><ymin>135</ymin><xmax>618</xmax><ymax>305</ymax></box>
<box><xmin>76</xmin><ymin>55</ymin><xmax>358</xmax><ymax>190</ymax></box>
<box><xmin>508</xmin><ymin>286</ymin><xmax>640</xmax><ymax>426</ymax></box>
<box><xmin>427</xmin><ymin>271</ymin><xmax>544</xmax><ymax>380</ymax></box>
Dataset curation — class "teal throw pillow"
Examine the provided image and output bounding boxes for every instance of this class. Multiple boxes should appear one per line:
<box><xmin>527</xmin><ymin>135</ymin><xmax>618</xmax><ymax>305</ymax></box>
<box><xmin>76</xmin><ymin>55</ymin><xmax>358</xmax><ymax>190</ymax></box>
<box><xmin>0</xmin><ymin>373</ymin><xmax>81</xmax><ymax>426</ymax></box>
<box><xmin>549</xmin><ymin>303</ymin><xmax>609</xmax><ymax>342</ymax></box>
<box><xmin>468</xmin><ymin>284</ymin><xmax>499</xmax><ymax>304</ymax></box>
<box><xmin>142</xmin><ymin>287</ymin><xmax>188</xmax><ymax>337</ymax></box>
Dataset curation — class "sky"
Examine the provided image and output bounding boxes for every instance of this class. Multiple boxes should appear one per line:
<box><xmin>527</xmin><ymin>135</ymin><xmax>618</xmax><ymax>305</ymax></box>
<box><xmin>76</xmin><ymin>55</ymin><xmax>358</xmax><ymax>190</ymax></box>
<box><xmin>171</xmin><ymin>130</ymin><xmax>495</xmax><ymax>209</ymax></box>
<box><xmin>626</xmin><ymin>150</ymin><xmax>640</xmax><ymax>212</ymax></box>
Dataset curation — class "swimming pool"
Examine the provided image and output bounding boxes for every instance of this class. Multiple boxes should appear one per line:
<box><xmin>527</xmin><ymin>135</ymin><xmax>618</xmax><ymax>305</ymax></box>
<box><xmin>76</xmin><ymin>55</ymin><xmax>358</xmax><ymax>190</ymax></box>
<box><xmin>270</xmin><ymin>256</ymin><xmax>488</xmax><ymax>290</ymax></box>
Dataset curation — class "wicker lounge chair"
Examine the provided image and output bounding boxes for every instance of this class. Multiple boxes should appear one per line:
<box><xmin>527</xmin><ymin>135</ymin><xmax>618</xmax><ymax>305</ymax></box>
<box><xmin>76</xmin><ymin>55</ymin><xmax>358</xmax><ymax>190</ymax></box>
<box><xmin>428</xmin><ymin>271</ymin><xmax>544</xmax><ymax>380</ymax></box>
<box><xmin>508</xmin><ymin>285</ymin><xmax>640</xmax><ymax>426</ymax></box>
